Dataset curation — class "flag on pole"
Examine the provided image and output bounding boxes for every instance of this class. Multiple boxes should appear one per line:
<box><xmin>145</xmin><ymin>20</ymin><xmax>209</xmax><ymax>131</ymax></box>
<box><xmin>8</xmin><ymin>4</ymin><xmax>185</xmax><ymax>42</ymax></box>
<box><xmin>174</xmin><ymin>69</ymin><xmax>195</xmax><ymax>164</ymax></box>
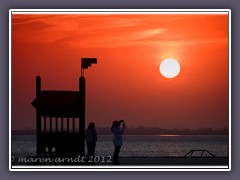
<box><xmin>81</xmin><ymin>58</ymin><xmax>97</xmax><ymax>69</ymax></box>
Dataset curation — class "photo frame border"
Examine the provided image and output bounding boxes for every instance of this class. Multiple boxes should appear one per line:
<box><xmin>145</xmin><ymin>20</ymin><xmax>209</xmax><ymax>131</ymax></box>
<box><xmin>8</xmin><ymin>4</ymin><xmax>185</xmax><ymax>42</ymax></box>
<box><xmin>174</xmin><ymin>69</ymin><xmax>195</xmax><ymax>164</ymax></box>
<box><xmin>9</xmin><ymin>9</ymin><xmax>231</xmax><ymax>171</ymax></box>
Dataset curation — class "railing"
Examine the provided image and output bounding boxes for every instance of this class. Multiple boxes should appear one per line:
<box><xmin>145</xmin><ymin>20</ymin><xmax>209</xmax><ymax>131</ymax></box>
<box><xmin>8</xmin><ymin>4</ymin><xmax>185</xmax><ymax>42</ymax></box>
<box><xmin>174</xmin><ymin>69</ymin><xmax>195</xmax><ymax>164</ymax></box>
<box><xmin>40</xmin><ymin>116</ymin><xmax>80</xmax><ymax>133</ymax></box>
<box><xmin>184</xmin><ymin>150</ymin><xmax>215</xmax><ymax>157</ymax></box>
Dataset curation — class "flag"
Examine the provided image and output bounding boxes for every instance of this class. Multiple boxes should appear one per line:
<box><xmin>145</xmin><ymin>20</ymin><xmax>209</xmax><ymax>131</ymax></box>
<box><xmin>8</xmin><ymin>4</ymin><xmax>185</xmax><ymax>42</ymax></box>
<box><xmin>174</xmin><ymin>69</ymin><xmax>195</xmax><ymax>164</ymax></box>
<box><xmin>81</xmin><ymin>58</ymin><xmax>97</xmax><ymax>69</ymax></box>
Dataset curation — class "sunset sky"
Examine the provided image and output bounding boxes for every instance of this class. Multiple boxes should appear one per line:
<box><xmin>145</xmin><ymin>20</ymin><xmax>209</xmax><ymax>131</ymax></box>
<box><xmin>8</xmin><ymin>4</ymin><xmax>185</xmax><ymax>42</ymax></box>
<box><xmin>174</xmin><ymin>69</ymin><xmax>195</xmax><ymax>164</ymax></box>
<box><xmin>11</xmin><ymin>12</ymin><xmax>229</xmax><ymax>130</ymax></box>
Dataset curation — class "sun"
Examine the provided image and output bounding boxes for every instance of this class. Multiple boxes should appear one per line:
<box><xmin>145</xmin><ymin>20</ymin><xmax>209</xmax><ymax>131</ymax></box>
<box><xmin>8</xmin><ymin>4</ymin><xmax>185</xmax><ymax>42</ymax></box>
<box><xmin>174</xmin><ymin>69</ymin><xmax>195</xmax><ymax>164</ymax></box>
<box><xmin>159</xmin><ymin>58</ymin><xmax>180</xmax><ymax>78</ymax></box>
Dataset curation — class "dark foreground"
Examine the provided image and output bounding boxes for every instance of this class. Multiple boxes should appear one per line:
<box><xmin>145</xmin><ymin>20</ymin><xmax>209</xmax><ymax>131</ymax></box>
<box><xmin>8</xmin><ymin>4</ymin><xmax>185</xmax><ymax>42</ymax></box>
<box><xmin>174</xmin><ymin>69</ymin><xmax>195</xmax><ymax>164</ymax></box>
<box><xmin>12</xmin><ymin>156</ymin><xmax>228</xmax><ymax>166</ymax></box>
<box><xmin>117</xmin><ymin>157</ymin><xmax>228</xmax><ymax>166</ymax></box>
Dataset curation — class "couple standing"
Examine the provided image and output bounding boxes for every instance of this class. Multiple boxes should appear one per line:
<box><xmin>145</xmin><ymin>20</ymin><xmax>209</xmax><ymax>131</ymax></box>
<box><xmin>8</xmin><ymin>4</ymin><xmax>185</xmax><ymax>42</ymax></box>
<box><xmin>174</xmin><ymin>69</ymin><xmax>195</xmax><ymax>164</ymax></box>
<box><xmin>86</xmin><ymin>120</ymin><xmax>126</xmax><ymax>165</ymax></box>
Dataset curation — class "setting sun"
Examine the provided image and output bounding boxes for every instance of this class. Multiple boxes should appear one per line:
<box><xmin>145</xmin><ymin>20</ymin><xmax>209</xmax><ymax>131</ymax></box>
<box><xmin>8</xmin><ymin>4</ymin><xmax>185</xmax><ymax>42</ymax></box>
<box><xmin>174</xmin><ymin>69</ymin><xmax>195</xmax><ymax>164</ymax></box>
<box><xmin>160</xmin><ymin>58</ymin><xmax>181</xmax><ymax>78</ymax></box>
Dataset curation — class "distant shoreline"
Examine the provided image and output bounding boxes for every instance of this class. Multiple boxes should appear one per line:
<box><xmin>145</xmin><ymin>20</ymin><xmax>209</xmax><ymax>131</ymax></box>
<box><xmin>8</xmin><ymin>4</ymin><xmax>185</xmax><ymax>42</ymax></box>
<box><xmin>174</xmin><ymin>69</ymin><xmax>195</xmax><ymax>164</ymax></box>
<box><xmin>12</xmin><ymin>127</ymin><xmax>228</xmax><ymax>136</ymax></box>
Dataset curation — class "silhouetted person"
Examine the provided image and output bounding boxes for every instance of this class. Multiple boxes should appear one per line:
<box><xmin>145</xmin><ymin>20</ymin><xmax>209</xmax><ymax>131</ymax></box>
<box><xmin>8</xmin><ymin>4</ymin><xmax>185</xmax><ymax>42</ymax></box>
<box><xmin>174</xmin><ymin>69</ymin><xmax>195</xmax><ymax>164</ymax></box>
<box><xmin>86</xmin><ymin>122</ymin><xmax>97</xmax><ymax>158</ymax></box>
<box><xmin>111</xmin><ymin>120</ymin><xmax>125</xmax><ymax>165</ymax></box>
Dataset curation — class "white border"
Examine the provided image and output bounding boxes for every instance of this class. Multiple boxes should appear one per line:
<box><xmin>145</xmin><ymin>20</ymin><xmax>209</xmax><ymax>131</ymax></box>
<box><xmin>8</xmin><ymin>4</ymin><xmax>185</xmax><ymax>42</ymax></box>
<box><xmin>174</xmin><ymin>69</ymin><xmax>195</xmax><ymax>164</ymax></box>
<box><xmin>11</xmin><ymin>165</ymin><xmax>229</xmax><ymax>172</ymax></box>
<box><xmin>228</xmin><ymin>9</ymin><xmax>232</xmax><ymax>171</ymax></box>
<box><xmin>11</xmin><ymin>9</ymin><xmax>229</xmax><ymax>15</ymax></box>
<box><xmin>9</xmin><ymin>9</ymin><xmax>12</xmax><ymax>172</ymax></box>
<box><xmin>9</xmin><ymin>9</ymin><xmax>231</xmax><ymax>171</ymax></box>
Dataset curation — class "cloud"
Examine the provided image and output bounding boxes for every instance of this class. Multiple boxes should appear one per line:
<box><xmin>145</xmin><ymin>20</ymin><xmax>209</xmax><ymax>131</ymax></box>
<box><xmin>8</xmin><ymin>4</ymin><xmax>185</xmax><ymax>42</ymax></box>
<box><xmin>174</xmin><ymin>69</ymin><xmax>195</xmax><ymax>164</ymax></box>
<box><xmin>12</xmin><ymin>15</ymin><xmax>168</xmax><ymax>48</ymax></box>
<box><xmin>12</xmin><ymin>14</ymin><xmax>228</xmax><ymax>49</ymax></box>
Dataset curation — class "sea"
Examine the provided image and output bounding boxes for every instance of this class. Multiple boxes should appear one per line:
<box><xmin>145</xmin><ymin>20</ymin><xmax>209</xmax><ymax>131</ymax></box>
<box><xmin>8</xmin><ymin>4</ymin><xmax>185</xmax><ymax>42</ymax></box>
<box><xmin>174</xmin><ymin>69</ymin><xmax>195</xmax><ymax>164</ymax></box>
<box><xmin>12</xmin><ymin>135</ymin><xmax>229</xmax><ymax>158</ymax></box>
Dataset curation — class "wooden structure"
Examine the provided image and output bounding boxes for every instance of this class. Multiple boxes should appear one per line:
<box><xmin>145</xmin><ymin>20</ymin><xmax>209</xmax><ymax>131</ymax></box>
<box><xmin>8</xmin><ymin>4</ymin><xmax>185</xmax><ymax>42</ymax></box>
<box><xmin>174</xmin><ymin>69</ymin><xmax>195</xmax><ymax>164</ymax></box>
<box><xmin>31</xmin><ymin>58</ymin><xmax>97</xmax><ymax>158</ymax></box>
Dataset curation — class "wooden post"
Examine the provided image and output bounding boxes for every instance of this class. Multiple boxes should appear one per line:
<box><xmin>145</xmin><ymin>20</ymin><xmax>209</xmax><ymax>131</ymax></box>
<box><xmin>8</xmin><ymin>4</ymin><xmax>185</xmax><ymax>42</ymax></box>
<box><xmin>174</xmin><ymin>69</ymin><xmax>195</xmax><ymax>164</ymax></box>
<box><xmin>50</xmin><ymin>117</ymin><xmax>52</xmax><ymax>133</ymax></box>
<box><xmin>61</xmin><ymin>117</ymin><xmax>63</xmax><ymax>132</ymax></box>
<box><xmin>56</xmin><ymin>117</ymin><xmax>58</xmax><ymax>132</ymax></box>
<box><xmin>67</xmin><ymin>117</ymin><xmax>69</xmax><ymax>132</ymax></box>
<box><xmin>36</xmin><ymin>76</ymin><xmax>41</xmax><ymax>156</ymax></box>
<box><xmin>79</xmin><ymin>76</ymin><xmax>85</xmax><ymax>156</ymax></box>
<box><xmin>73</xmin><ymin>118</ymin><xmax>75</xmax><ymax>133</ymax></box>
<box><xmin>44</xmin><ymin>117</ymin><xmax>46</xmax><ymax>133</ymax></box>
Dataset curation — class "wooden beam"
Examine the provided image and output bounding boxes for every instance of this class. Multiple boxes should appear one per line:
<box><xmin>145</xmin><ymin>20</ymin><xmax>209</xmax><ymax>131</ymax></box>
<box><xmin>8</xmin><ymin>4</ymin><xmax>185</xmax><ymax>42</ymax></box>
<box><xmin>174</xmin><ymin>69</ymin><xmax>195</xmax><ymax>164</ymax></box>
<box><xmin>67</xmin><ymin>117</ymin><xmax>69</xmax><ymax>132</ymax></box>
<box><xmin>36</xmin><ymin>76</ymin><xmax>41</xmax><ymax>156</ymax></box>
<box><xmin>61</xmin><ymin>117</ymin><xmax>63</xmax><ymax>132</ymax></box>
<box><xmin>79</xmin><ymin>76</ymin><xmax>85</xmax><ymax>155</ymax></box>
<box><xmin>50</xmin><ymin>117</ymin><xmax>52</xmax><ymax>133</ymax></box>
<box><xmin>73</xmin><ymin>118</ymin><xmax>75</xmax><ymax>133</ymax></box>
<box><xmin>44</xmin><ymin>117</ymin><xmax>46</xmax><ymax>133</ymax></box>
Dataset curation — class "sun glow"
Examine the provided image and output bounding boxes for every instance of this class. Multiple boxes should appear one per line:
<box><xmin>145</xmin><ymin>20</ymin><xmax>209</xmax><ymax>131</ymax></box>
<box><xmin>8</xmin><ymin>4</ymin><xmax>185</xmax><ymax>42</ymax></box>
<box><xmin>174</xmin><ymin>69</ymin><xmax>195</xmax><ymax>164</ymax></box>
<box><xmin>160</xmin><ymin>58</ymin><xmax>181</xmax><ymax>78</ymax></box>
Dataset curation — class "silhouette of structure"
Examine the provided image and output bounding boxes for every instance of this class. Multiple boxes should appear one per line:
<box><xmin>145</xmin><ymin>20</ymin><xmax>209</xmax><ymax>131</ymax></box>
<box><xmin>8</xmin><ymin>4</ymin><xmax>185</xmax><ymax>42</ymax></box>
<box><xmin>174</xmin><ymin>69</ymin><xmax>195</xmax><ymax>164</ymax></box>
<box><xmin>32</xmin><ymin>58</ymin><xmax>97</xmax><ymax>159</ymax></box>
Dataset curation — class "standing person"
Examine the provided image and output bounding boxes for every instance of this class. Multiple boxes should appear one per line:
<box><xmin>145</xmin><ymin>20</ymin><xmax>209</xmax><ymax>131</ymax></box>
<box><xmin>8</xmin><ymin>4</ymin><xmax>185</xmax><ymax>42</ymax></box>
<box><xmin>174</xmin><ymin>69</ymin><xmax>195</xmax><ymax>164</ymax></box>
<box><xmin>111</xmin><ymin>120</ymin><xmax>126</xmax><ymax>165</ymax></box>
<box><xmin>85</xmin><ymin>122</ymin><xmax>97</xmax><ymax>158</ymax></box>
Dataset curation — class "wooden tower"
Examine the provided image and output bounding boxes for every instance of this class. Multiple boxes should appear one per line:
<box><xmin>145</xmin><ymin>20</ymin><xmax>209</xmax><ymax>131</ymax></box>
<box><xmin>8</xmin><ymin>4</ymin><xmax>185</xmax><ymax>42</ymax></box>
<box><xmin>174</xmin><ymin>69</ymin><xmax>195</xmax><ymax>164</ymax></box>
<box><xmin>31</xmin><ymin>58</ymin><xmax>97</xmax><ymax>158</ymax></box>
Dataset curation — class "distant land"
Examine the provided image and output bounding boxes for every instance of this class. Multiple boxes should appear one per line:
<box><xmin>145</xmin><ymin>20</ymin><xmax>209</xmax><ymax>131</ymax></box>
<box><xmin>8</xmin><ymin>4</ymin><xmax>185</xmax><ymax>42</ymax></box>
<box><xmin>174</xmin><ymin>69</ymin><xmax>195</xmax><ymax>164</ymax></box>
<box><xmin>12</xmin><ymin>127</ymin><xmax>228</xmax><ymax>135</ymax></box>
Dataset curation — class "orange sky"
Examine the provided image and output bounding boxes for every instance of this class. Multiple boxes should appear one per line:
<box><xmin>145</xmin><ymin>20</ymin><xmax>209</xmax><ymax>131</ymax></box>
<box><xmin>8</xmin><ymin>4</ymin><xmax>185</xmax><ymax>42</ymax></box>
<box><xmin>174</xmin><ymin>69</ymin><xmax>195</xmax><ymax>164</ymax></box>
<box><xmin>11</xmin><ymin>13</ymin><xmax>229</xmax><ymax>130</ymax></box>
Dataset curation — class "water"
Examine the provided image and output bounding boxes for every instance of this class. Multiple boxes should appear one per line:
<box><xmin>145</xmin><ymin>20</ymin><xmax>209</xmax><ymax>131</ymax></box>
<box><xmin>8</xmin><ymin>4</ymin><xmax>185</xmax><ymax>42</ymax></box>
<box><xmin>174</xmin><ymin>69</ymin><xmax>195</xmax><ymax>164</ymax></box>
<box><xmin>12</xmin><ymin>135</ymin><xmax>229</xmax><ymax>158</ymax></box>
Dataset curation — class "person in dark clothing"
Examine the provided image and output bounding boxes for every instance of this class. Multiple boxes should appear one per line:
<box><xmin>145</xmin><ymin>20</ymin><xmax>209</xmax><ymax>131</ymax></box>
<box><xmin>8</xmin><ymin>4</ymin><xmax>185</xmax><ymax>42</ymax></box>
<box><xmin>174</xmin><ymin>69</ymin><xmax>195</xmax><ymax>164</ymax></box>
<box><xmin>111</xmin><ymin>120</ymin><xmax>125</xmax><ymax>165</ymax></box>
<box><xmin>86</xmin><ymin>122</ymin><xmax>97</xmax><ymax>158</ymax></box>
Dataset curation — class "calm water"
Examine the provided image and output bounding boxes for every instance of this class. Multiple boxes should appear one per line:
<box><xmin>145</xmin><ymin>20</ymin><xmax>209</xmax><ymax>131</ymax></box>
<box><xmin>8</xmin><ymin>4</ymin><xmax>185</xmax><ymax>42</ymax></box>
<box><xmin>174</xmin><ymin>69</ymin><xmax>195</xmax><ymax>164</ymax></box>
<box><xmin>12</xmin><ymin>135</ymin><xmax>229</xmax><ymax>158</ymax></box>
